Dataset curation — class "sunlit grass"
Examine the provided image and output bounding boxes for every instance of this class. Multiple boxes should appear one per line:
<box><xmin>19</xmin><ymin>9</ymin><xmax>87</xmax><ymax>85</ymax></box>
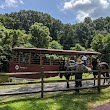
<box><xmin>44</xmin><ymin>72</ymin><xmax>93</xmax><ymax>81</ymax></box>
<box><xmin>0</xmin><ymin>75</ymin><xmax>10</xmax><ymax>83</ymax></box>
<box><xmin>44</xmin><ymin>75</ymin><xmax>66</xmax><ymax>81</ymax></box>
<box><xmin>0</xmin><ymin>72</ymin><xmax>109</xmax><ymax>110</ymax></box>
<box><xmin>0</xmin><ymin>87</ymin><xmax>110</xmax><ymax>110</ymax></box>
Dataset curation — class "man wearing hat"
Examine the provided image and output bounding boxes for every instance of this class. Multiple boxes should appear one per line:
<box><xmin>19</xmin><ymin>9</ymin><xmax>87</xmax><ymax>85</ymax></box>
<box><xmin>63</xmin><ymin>58</ymin><xmax>88</xmax><ymax>92</ymax></box>
<box><xmin>74</xmin><ymin>58</ymin><xmax>88</xmax><ymax>92</ymax></box>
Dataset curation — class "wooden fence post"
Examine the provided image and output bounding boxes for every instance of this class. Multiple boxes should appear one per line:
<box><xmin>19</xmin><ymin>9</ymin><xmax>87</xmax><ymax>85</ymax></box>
<box><xmin>97</xmin><ymin>69</ymin><xmax>101</xmax><ymax>92</ymax></box>
<box><xmin>41</xmin><ymin>67</ymin><xmax>44</xmax><ymax>98</ymax></box>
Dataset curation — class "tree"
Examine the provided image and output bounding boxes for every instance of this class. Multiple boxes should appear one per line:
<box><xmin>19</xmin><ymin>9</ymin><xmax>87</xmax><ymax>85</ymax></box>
<box><xmin>0</xmin><ymin>14</ymin><xmax>14</xmax><ymax>29</ymax></box>
<box><xmin>48</xmin><ymin>40</ymin><xmax>63</xmax><ymax>49</ymax></box>
<box><xmin>30</xmin><ymin>22</ymin><xmax>52</xmax><ymax>48</ymax></box>
<box><xmin>10</xmin><ymin>30</ymin><xmax>32</xmax><ymax>48</ymax></box>
<box><xmin>91</xmin><ymin>34</ymin><xmax>104</xmax><ymax>52</ymax></box>
<box><xmin>103</xmin><ymin>34</ymin><xmax>110</xmax><ymax>51</ymax></box>
<box><xmin>5</xmin><ymin>10</ymin><xmax>64</xmax><ymax>42</ymax></box>
<box><xmin>0</xmin><ymin>24</ymin><xmax>31</xmax><ymax>71</ymax></box>
<box><xmin>93</xmin><ymin>17</ymin><xmax>105</xmax><ymax>31</ymax></box>
<box><xmin>74</xmin><ymin>18</ymin><xmax>96</xmax><ymax>48</ymax></box>
<box><xmin>102</xmin><ymin>34</ymin><xmax>110</xmax><ymax>64</ymax></box>
<box><xmin>70</xmin><ymin>43</ymin><xmax>86</xmax><ymax>51</ymax></box>
<box><xmin>60</xmin><ymin>24</ymin><xmax>76</xmax><ymax>50</ymax></box>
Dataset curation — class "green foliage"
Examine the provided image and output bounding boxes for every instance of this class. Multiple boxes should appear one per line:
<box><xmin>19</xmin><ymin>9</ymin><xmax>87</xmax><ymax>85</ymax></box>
<box><xmin>91</xmin><ymin>34</ymin><xmax>104</xmax><ymax>52</ymax></box>
<box><xmin>103</xmin><ymin>34</ymin><xmax>110</xmax><ymax>52</ymax></box>
<box><xmin>74</xmin><ymin>17</ymin><xmax>96</xmax><ymax>48</ymax></box>
<box><xmin>5</xmin><ymin>10</ymin><xmax>64</xmax><ymax>42</ymax></box>
<box><xmin>91</xmin><ymin>33</ymin><xmax>110</xmax><ymax>64</ymax></box>
<box><xmin>1</xmin><ymin>10</ymin><xmax>110</xmax><ymax>50</ymax></box>
<box><xmin>0</xmin><ymin>14</ymin><xmax>14</xmax><ymax>29</ymax></box>
<box><xmin>30</xmin><ymin>22</ymin><xmax>52</xmax><ymax>48</ymax></box>
<box><xmin>48</xmin><ymin>40</ymin><xmax>63</xmax><ymax>49</ymax></box>
<box><xmin>60</xmin><ymin>24</ymin><xmax>76</xmax><ymax>49</ymax></box>
<box><xmin>0</xmin><ymin>23</ymin><xmax>31</xmax><ymax>71</ymax></box>
<box><xmin>93</xmin><ymin>17</ymin><xmax>105</xmax><ymax>31</ymax></box>
<box><xmin>101</xmin><ymin>34</ymin><xmax>110</xmax><ymax>63</ymax></box>
<box><xmin>87</xmin><ymin>48</ymin><xmax>95</xmax><ymax>52</ymax></box>
<box><xmin>70</xmin><ymin>43</ymin><xmax>86</xmax><ymax>51</ymax></box>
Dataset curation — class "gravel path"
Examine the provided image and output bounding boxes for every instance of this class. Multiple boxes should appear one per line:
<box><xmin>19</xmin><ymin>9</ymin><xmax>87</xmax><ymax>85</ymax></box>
<box><xmin>0</xmin><ymin>76</ymin><xmax>109</xmax><ymax>96</ymax></box>
<box><xmin>0</xmin><ymin>80</ymin><xmax>95</xmax><ymax>95</ymax></box>
<box><xmin>90</xmin><ymin>102</ymin><xmax>110</xmax><ymax>110</ymax></box>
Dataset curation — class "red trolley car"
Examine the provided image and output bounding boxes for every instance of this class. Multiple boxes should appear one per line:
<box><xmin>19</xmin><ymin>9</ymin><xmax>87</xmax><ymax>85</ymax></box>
<box><xmin>9</xmin><ymin>47</ymin><xmax>101</xmax><ymax>79</ymax></box>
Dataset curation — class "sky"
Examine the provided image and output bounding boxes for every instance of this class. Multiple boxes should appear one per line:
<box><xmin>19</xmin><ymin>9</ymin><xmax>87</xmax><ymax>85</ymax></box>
<box><xmin>0</xmin><ymin>0</ymin><xmax>110</xmax><ymax>24</ymax></box>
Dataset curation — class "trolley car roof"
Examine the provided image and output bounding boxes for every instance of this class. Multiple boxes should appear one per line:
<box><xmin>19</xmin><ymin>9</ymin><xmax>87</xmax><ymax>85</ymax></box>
<box><xmin>12</xmin><ymin>47</ymin><xmax>101</xmax><ymax>55</ymax></box>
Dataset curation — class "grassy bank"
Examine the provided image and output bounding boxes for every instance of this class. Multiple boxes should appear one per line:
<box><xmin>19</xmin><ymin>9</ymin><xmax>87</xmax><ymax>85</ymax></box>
<box><xmin>0</xmin><ymin>87</ymin><xmax>110</xmax><ymax>110</ymax></box>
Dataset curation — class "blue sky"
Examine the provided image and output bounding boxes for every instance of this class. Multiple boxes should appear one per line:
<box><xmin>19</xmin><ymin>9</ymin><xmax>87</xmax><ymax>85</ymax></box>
<box><xmin>0</xmin><ymin>0</ymin><xmax>110</xmax><ymax>24</ymax></box>
<box><xmin>0</xmin><ymin>0</ymin><xmax>76</xmax><ymax>24</ymax></box>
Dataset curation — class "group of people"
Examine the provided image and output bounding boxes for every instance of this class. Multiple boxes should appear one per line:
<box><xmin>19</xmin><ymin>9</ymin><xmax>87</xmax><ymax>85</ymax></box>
<box><xmin>64</xmin><ymin>56</ymin><xmax>89</xmax><ymax>92</ymax></box>
<box><xmin>59</xmin><ymin>55</ymin><xmax>101</xmax><ymax>92</ymax></box>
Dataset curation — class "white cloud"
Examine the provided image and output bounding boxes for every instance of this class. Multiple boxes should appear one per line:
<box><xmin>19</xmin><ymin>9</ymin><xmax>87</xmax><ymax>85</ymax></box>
<box><xmin>63</xmin><ymin>0</ymin><xmax>110</xmax><ymax>22</ymax></box>
<box><xmin>0</xmin><ymin>0</ymin><xmax>24</xmax><ymax>9</ymax></box>
<box><xmin>19</xmin><ymin>0</ymin><xmax>24</xmax><ymax>4</ymax></box>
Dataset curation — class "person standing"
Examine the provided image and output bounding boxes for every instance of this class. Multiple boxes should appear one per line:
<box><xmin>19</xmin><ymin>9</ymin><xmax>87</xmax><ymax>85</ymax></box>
<box><xmin>63</xmin><ymin>58</ymin><xmax>88</xmax><ymax>92</ymax></box>
<box><xmin>81</xmin><ymin>55</ymin><xmax>87</xmax><ymax>66</ymax></box>
<box><xmin>74</xmin><ymin>58</ymin><xmax>88</xmax><ymax>92</ymax></box>
<box><xmin>22</xmin><ymin>54</ymin><xmax>26</xmax><ymax>64</ymax></box>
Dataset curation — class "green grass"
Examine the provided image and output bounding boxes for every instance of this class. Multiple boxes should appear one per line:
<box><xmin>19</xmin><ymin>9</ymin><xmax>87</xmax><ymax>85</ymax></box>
<box><xmin>44</xmin><ymin>73</ymin><xmax>93</xmax><ymax>81</ymax></box>
<box><xmin>0</xmin><ymin>75</ymin><xmax>10</xmax><ymax>83</ymax></box>
<box><xmin>44</xmin><ymin>75</ymin><xmax>66</xmax><ymax>80</ymax></box>
<box><xmin>0</xmin><ymin>73</ymin><xmax>109</xmax><ymax>110</ymax></box>
<box><xmin>0</xmin><ymin>87</ymin><xmax>110</xmax><ymax>110</ymax></box>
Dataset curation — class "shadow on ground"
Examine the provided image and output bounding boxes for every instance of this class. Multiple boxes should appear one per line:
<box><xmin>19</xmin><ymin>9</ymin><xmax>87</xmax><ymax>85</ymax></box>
<box><xmin>0</xmin><ymin>88</ymin><xmax>110</xmax><ymax>110</ymax></box>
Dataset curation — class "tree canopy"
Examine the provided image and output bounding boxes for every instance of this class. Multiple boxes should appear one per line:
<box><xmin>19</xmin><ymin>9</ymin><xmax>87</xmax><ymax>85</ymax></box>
<box><xmin>30</xmin><ymin>22</ymin><xmax>52</xmax><ymax>48</ymax></box>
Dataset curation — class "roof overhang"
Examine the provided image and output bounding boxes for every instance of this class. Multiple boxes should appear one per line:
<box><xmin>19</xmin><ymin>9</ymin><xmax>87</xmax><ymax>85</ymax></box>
<box><xmin>12</xmin><ymin>47</ymin><xmax>101</xmax><ymax>55</ymax></box>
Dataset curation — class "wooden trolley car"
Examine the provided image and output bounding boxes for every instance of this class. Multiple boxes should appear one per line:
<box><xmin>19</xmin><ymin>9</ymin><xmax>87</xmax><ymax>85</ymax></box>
<box><xmin>9</xmin><ymin>47</ymin><xmax>101</xmax><ymax>79</ymax></box>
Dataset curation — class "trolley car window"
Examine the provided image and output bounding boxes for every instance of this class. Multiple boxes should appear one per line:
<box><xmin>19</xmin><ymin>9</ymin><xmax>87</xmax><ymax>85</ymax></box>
<box><xmin>31</xmin><ymin>53</ymin><xmax>40</xmax><ymax>64</ymax></box>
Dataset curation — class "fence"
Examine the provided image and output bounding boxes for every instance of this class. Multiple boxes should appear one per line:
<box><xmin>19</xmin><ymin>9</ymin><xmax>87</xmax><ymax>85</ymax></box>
<box><xmin>0</xmin><ymin>68</ymin><xmax>110</xmax><ymax>98</ymax></box>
